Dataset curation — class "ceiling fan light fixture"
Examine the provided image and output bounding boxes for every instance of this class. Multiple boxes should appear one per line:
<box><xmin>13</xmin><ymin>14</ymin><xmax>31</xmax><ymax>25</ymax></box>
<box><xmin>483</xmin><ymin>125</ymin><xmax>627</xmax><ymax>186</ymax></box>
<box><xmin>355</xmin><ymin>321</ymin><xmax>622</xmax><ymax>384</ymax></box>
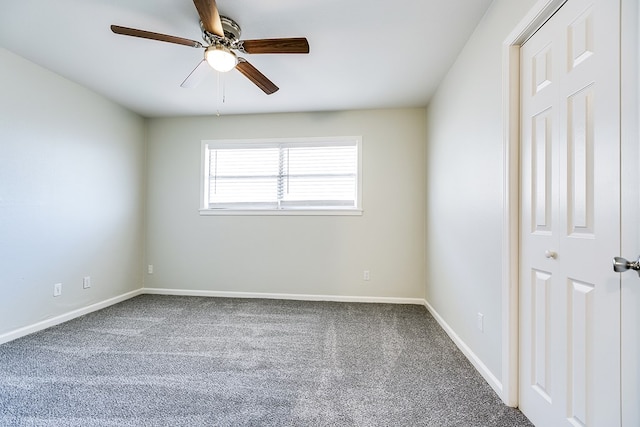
<box><xmin>205</xmin><ymin>46</ymin><xmax>237</xmax><ymax>72</ymax></box>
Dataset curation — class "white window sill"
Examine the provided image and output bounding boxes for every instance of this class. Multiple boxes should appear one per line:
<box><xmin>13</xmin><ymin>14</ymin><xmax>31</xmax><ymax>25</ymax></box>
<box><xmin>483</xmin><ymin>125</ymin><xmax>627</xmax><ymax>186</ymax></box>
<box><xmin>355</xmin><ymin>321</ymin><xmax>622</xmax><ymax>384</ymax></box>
<box><xmin>198</xmin><ymin>208</ymin><xmax>363</xmax><ymax>216</ymax></box>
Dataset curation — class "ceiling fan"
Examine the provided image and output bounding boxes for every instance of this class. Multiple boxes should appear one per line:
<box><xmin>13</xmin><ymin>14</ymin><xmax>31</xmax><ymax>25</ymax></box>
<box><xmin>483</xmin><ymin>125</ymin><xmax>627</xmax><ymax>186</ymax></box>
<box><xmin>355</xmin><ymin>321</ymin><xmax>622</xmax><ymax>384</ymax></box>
<box><xmin>111</xmin><ymin>0</ymin><xmax>309</xmax><ymax>94</ymax></box>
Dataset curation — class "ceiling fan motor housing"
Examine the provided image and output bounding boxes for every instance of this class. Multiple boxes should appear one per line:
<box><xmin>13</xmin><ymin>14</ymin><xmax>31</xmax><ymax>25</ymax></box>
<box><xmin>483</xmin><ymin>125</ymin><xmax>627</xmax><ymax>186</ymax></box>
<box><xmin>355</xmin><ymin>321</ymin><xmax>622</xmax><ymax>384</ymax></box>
<box><xmin>201</xmin><ymin>16</ymin><xmax>241</xmax><ymax>48</ymax></box>
<box><xmin>220</xmin><ymin>16</ymin><xmax>241</xmax><ymax>40</ymax></box>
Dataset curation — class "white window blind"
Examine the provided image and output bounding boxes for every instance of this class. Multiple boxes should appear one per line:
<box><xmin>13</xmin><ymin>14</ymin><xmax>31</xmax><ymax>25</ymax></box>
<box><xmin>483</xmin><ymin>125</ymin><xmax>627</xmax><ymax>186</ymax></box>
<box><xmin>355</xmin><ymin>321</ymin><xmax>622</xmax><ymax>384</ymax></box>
<box><xmin>201</xmin><ymin>137</ymin><xmax>361</xmax><ymax>214</ymax></box>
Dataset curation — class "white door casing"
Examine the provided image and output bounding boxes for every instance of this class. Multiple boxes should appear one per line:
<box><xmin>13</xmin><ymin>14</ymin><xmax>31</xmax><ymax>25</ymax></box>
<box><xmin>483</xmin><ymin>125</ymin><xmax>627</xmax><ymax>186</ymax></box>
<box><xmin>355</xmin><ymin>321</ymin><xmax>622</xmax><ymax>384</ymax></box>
<box><xmin>619</xmin><ymin>0</ymin><xmax>640</xmax><ymax>424</ymax></box>
<box><xmin>518</xmin><ymin>0</ymin><xmax>621</xmax><ymax>426</ymax></box>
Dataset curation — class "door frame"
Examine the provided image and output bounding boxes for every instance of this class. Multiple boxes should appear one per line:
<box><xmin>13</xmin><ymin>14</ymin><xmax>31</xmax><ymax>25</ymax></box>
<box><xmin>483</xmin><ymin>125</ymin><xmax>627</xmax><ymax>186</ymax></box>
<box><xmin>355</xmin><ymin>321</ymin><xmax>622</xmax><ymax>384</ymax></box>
<box><xmin>500</xmin><ymin>0</ymin><xmax>639</xmax><ymax>416</ymax></box>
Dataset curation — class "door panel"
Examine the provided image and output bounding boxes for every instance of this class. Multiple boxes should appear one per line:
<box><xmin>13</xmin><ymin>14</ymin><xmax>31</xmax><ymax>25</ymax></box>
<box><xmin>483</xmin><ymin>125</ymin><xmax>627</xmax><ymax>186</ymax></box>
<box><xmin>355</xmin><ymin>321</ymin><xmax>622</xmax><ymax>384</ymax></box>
<box><xmin>531</xmin><ymin>269</ymin><xmax>552</xmax><ymax>402</ymax></box>
<box><xmin>566</xmin><ymin>86</ymin><xmax>594</xmax><ymax>236</ymax></box>
<box><xmin>532</xmin><ymin>109</ymin><xmax>553</xmax><ymax>234</ymax></box>
<box><xmin>519</xmin><ymin>0</ymin><xmax>621</xmax><ymax>425</ymax></box>
<box><xmin>567</xmin><ymin>278</ymin><xmax>594</xmax><ymax>425</ymax></box>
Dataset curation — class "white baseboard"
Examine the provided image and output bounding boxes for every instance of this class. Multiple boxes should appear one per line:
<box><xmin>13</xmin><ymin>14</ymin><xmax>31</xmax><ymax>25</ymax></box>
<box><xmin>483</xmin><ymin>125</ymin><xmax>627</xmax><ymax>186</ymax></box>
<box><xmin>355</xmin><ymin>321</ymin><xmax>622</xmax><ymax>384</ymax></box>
<box><xmin>0</xmin><ymin>289</ymin><xmax>143</xmax><ymax>345</ymax></box>
<box><xmin>0</xmin><ymin>289</ymin><xmax>424</xmax><ymax>345</ymax></box>
<box><xmin>142</xmin><ymin>287</ymin><xmax>425</xmax><ymax>305</ymax></box>
<box><xmin>423</xmin><ymin>299</ymin><xmax>504</xmax><ymax>398</ymax></box>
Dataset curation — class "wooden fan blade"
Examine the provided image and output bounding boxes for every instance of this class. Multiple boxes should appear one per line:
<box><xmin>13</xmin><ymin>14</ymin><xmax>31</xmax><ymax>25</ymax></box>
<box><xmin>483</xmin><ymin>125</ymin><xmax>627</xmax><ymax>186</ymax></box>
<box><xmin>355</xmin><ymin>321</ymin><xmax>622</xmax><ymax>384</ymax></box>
<box><xmin>111</xmin><ymin>25</ymin><xmax>203</xmax><ymax>48</ymax></box>
<box><xmin>181</xmin><ymin>60</ymin><xmax>211</xmax><ymax>88</ymax></box>
<box><xmin>192</xmin><ymin>0</ymin><xmax>224</xmax><ymax>37</ymax></box>
<box><xmin>235</xmin><ymin>58</ymin><xmax>279</xmax><ymax>95</ymax></box>
<box><xmin>240</xmin><ymin>38</ymin><xmax>310</xmax><ymax>54</ymax></box>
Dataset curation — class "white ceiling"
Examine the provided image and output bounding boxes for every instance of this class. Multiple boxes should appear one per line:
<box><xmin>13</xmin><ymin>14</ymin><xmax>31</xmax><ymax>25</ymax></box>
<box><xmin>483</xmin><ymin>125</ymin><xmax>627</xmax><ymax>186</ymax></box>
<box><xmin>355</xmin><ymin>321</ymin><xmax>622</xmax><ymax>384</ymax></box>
<box><xmin>0</xmin><ymin>0</ymin><xmax>493</xmax><ymax>118</ymax></box>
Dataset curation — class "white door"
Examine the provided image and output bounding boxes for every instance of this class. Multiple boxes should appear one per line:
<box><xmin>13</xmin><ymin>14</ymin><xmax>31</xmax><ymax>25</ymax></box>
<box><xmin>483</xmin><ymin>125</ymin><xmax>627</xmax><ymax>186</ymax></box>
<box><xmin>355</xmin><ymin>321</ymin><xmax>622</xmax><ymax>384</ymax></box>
<box><xmin>519</xmin><ymin>0</ymin><xmax>621</xmax><ymax>425</ymax></box>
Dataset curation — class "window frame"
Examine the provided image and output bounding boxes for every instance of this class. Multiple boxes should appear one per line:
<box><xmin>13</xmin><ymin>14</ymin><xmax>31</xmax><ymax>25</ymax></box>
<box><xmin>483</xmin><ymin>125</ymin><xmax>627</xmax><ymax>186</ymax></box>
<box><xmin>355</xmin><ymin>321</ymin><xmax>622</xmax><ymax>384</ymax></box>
<box><xmin>199</xmin><ymin>136</ymin><xmax>363</xmax><ymax>216</ymax></box>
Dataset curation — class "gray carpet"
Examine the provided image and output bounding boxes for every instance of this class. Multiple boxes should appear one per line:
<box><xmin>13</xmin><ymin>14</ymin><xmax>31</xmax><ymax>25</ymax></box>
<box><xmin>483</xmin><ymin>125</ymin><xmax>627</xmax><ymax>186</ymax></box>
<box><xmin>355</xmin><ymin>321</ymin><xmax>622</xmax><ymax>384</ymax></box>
<box><xmin>0</xmin><ymin>295</ymin><xmax>533</xmax><ymax>426</ymax></box>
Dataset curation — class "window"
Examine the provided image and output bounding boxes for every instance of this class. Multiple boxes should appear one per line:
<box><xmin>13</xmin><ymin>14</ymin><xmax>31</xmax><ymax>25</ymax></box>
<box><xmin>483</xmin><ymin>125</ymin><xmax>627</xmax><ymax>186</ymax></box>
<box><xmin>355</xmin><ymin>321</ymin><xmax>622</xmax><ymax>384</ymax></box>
<box><xmin>200</xmin><ymin>137</ymin><xmax>362</xmax><ymax>215</ymax></box>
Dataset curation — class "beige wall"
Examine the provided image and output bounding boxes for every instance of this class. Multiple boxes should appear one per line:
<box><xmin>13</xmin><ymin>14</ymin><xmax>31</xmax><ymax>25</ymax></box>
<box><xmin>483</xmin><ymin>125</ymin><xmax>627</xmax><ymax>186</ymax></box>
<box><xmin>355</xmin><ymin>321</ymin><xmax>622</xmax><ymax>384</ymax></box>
<box><xmin>424</xmin><ymin>0</ymin><xmax>538</xmax><ymax>381</ymax></box>
<box><xmin>145</xmin><ymin>109</ymin><xmax>426</xmax><ymax>300</ymax></box>
<box><xmin>0</xmin><ymin>48</ymin><xmax>146</xmax><ymax>337</ymax></box>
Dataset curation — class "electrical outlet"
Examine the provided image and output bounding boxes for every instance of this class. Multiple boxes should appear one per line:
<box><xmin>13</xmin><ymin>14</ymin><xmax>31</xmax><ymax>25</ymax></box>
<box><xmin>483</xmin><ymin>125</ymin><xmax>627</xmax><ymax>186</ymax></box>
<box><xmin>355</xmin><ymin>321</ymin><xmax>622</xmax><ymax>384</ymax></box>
<box><xmin>83</xmin><ymin>276</ymin><xmax>91</xmax><ymax>289</ymax></box>
<box><xmin>363</xmin><ymin>270</ymin><xmax>370</xmax><ymax>281</ymax></box>
<box><xmin>477</xmin><ymin>312</ymin><xmax>484</xmax><ymax>332</ymax></box>
<box><xmin>53</xmin><ymin>283</ymin><xmax>62</xmax><ymax>297</ymax></box>
<box><xmin>147</xmin><ymin>264</ymin><xmax>154</xmax><ymax>274</ymax></box>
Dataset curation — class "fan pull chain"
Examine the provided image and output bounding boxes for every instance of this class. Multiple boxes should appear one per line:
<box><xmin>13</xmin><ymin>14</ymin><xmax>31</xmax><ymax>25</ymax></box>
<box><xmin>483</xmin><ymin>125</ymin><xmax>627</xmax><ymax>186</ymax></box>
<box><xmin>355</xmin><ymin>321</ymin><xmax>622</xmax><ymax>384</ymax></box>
<box><xmin>222</xmin><ymin>74</ymin><xmax>226</xmax><ymax>104</ymax></box>
<box><xmin>215</xmin><ymin>71</ymin><xmax>228</xmax><ymax>117</ymax></box>
<box><xmin>216</xmin><ymin>71</ymin><xmax>221</xmax><ymax>117</ymax></box>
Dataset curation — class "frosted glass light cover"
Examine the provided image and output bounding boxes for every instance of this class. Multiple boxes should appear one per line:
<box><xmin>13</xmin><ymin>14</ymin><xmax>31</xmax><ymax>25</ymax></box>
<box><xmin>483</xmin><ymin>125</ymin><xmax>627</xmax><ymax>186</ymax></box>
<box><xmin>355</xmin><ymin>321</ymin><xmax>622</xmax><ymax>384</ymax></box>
<box><xmin>205</xmin><ymin>47</ymin><xmax>237</xmax><ymax>72</ymax></box>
